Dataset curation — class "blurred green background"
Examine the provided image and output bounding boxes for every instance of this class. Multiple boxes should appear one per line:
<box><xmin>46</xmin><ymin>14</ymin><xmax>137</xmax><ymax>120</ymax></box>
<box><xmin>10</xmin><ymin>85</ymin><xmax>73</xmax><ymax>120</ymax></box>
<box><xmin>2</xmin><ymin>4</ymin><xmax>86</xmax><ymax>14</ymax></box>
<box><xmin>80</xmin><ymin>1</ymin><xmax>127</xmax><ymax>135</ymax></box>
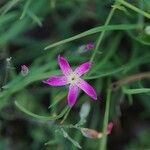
<box><xmin>0</xmin><ymin>0</ymin><xmax>150</xmax><ymax>150</ymax></box>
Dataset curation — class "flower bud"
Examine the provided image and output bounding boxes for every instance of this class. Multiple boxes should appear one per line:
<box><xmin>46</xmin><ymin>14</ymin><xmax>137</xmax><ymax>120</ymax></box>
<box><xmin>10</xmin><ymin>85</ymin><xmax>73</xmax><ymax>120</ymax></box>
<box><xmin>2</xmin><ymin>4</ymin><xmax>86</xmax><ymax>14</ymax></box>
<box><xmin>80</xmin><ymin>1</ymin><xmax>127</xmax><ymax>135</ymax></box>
<box><xmin>79</xmin><ymin>102</ymin><xmax>90</xmax><ymax>120</ymax></box>
<box><xmin>81</xmin><ymin>128</ymin><xmax>101</xmax><ymax>139</ymax></box>
<box><xmin>107</xmin><ymin>122</ymin><xmax>114</xmax><ymax>134</ymax></box>
<box><xmin>81</xmin><ymin>122</ymin><xmax>113</xmax><ymax>139</ymax></box>
<box><xmin>77</xmin><ymin>42</ymin><xmax>94</xmax><ymax>54</ymax></box>
<box><xmin>85</xmin><ymin>43</ymin><xmax>94</xmax><ymax>50</ymax></box>
<box><xmin>21</xmin><ymin>65</ymin><xmax>29</xmax><ymax>76</ymax></box>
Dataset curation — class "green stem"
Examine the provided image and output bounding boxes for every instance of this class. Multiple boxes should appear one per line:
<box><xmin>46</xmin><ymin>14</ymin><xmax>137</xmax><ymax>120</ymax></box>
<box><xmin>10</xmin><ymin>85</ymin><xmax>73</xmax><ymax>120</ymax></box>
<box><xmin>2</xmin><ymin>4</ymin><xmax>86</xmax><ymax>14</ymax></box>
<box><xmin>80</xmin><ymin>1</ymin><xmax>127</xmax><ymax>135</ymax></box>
<box><xmin>20</xmin><ymin>0</ymin><xmax>32</xmax><ymax>19</ymax></box>
<box><xmin>90</xmin><ymin>1</ymin><xmax>117</xmax><ymax>62</ymax></box>
<box><xmin>117</xmin><ymin>0</ymin><xmax>150</xmax><ymax>19</ymax></box>
<box><xmin>99</xmin><ymin>87</ymin><xmax>112</xmax><ymax>150</ymax></box>
<box><xmin>61</xmin><ymin>107</ymin><xmax>71</xmax><ymax>124</ymax></box>
<box><xmin>137</xmin><ymin>0</ymin><xmax>144</xmax><ymax>29</ymax></box>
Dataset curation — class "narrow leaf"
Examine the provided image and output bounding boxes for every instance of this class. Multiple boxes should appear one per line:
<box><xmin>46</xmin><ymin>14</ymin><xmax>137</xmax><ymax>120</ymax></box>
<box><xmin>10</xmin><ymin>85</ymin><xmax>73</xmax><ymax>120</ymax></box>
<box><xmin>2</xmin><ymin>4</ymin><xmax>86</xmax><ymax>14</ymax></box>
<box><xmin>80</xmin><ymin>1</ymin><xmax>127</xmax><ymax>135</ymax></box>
<box><xmin>1</xmin><ymin>0</ymin><xmax>21</xmax><ymax>15</ymax></box>
<box><xmin>15</xmin><ymin>100</ymin><xmax>69</xmax><ymax>120</ymax></box>
<box><xmin>122</xmin><ymin>87</ymin><xmax>150</xmax><ymax>94</ymax></box>
<box><xmin>44</xmin><ymin>24</ymin><xmax>138</xmax><ymax>50</ymax></box>
<box><xmin>20</xmin><ymin>0</ymin><xmax>32</xmax><ymax>19</ymax></box>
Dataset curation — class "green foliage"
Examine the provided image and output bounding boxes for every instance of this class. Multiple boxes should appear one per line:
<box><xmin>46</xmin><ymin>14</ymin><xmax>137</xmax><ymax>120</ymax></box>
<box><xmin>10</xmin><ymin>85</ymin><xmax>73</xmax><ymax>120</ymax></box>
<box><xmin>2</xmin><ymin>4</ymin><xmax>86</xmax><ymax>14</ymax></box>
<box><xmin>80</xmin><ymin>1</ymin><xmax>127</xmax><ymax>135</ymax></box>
<box><xmin>0</xmin><ymin>0</ymin><xmax>150</xmax><ymax>150</ymax></box>
<box><xmin>125</xmin><ymin>130</ymin><xmax>150</xmax><ymax>150</ymax></box>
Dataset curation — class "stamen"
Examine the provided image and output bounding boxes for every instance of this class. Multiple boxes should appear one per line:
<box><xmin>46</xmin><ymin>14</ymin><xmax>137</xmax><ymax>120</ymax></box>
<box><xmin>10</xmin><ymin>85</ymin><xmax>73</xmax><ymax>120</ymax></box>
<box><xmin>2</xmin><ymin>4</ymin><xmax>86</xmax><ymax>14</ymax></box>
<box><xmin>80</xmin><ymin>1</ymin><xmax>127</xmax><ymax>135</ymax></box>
<box><xmin>71</xmin><ymin>77</ymin><xmax>75</xmax><ymax>80</ymax></box>
<box><xmin>68</xmin><ymin>73</ymin><xmax>79</xmax><ymax>84</ymax></box>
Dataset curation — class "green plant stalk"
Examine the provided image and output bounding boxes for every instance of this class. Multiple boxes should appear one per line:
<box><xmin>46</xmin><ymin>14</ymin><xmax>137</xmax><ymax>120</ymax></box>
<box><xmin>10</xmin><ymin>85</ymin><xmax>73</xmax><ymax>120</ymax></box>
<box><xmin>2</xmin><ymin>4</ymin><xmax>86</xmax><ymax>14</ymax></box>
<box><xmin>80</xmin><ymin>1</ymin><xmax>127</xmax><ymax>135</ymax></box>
<box><xmin>61</xmin><ymin>107</ymin><xmax>71</xmax><ymax>124</ymax></box>
<box><xmin>1</xmin><ymin>0</ymin><xmax>21</xmax><ymax>15</ymax></box>
<box><xmin>137</xmin><ymin>0</ymin><xmax>144</xmax><ymax>29</ymax></box>
<box><xmin>89</xmin><ymin>34</ymin><xmax>121</xmax><ymax>75</ymax></box>
<box><xmin>27</xmin><ymin>9</ymin><xmax>42</xmax><ymax>27</ymax></box>
<box><xmin>90</xmin><ymin>1</ymin><xmax>117</xmax><ymax>62</ymax></box>
<box><xmin>117</xmin><ymin>0</ymin><xmax>150</xmax><ymax>19</ymax></box>
<box><xmin>122</xmin><ymin>87</ymin><xmax>150</xmax><ymax>94</ymax></box>
<box><xmin>44</xmin><ymin>24</ymin><xmax>137</xmax><ymax>50</ymax></box>
<box><xmin>20</xmin><ymin>0</ymin><xmax>32</xmax><ymax>19</ymax></box>
<box><xmin>99</xmin><ymin>87</ymin><xmax>112</xmax><ymax>150</ymax></box>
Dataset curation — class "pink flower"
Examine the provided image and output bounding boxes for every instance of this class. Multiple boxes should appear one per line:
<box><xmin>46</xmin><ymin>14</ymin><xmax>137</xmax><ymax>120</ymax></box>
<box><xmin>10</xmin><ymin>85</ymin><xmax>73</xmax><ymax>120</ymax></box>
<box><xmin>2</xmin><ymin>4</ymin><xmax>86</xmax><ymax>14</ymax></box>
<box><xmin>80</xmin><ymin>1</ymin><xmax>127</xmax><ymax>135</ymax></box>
<box><xmin>43</xmin><ymin>55</ymin><xmax>97</xmax><ymax>107</ymax></box>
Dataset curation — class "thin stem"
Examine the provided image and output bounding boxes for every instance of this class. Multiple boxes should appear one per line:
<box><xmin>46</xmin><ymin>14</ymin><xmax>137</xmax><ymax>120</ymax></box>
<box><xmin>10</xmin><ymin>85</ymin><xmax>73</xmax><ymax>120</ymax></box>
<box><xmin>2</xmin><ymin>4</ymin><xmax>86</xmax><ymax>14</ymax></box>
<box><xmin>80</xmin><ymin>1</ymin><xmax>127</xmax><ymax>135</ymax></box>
<box><xmin>117</xmin><ymin>0</ymin><xmax>150</xmax><ymax>19</ymax></box>
<box><xmin>111</xmin><ymin>72</ymin><xmax>150</xmax><ymax>90</ymax></box>
<box><xmin>61</xmin><ymin>107</ymin><xmax>71</xmax><ymax>124</ymax></box>
<box><xmin>15</xmin><ymin>100</ymin><xmax>70</xmax><ymax>121</ymax></box>
<box><xmin>99</xmin><ymin>85</ymin><xmax>112</xmax><ymax>150</ymax></box>
<box><xmin>138</xmin><ymin>0</ymin><xmax>144</xmax><ymax>29</ymax></box>
<box><xmin>20</xmin><ymin>0</ymin><xmax>32</xmax><ymax>19</ymax></box>
<box><xmin>90</xmin><ymin>2</ymin><xmax>117</xmax><ymax>62</ymax></box>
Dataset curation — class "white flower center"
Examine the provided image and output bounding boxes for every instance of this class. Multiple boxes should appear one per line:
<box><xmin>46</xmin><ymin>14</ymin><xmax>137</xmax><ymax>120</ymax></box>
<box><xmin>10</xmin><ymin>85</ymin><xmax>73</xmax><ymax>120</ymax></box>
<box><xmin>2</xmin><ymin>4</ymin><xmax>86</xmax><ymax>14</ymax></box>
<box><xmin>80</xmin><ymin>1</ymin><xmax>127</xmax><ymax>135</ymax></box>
<box><xmin>67</xmin><ymin>72</ymin><xmax>79</xmax><ymax>84</ymax></box>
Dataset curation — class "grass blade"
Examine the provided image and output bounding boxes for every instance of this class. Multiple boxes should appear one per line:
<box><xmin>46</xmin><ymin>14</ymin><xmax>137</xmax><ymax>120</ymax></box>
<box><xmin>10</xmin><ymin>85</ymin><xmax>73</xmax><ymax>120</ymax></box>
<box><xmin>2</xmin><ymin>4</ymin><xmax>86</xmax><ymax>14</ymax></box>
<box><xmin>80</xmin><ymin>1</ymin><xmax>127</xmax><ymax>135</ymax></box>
<box><xmin>20</xmin><ymin>0</ymin><xmax>32</xmax><ymax>19</ymax></box>
<box><xmin>90</xmin><ymin>1</ymin><xmax>117</xmax><ymax>62</ymax></box>
<box><xmin>117</xmin><ymin>0</ymin><xmax>150</xmax><ymax>19</ymax></box>
<box><xmin>27</xmin><ymin>9</ymin><xmax>42</xmax><ymax>27</ymax></box>
<box><xmin>44</xmin><ymin>24</ymin><xmax>138</xmax><ymax>50</ymax></box>
<box><xmin>1</xmin><ymin>0</ymin><xmax>21</xmax><ymax>15</ymax></box>
<box><xmin>122</xmin><ymin>87</ymin><xmax>150</xmax><ymax>94</ymax></box>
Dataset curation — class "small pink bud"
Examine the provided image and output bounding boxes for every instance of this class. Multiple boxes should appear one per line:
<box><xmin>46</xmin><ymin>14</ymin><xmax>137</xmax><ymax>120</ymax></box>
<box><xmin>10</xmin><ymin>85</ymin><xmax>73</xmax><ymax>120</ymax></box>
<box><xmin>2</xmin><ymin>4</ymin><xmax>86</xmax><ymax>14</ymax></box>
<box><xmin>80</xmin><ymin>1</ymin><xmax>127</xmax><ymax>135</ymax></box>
<box><xmin>85</xmin><ymin>43</ymin><xmax>94</xmax><ymax>50</ymax></box>
<box><xmin>77</xmin><ymin>42</ymin><xmax>94</xmax><ymax>54</ymax></box>
<box><xmin>107</xmin><ymin>122</ymin><xmax>114</xmax><ymax>134</ymax></box>
<box><xmin>21</xmin><ymin>65</ymin><xmax>29</xmax><ymax>76</ymax></box>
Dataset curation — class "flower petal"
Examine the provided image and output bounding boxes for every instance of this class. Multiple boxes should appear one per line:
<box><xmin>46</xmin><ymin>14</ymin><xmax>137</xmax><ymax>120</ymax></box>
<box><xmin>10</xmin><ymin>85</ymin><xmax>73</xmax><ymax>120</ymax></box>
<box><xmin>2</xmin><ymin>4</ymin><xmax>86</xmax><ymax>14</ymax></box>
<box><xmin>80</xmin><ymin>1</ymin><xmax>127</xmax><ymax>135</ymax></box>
<box><xmin>74</xmin><ymin>62</ymin><xmax>91</xmax><ymax>76</ymax></box>
<box><xmin>77</xmin><ymin>79</ymin><xmax>97</xmax><ymax>100</ymax></box>
<box><xmin>68</xmin><ymin>84</ymin><xmax>78</xmax><ymax>107</ymax></box>
<box><xmin>58</xmin><ymin>55</ymin><xmax>72</xmax><ymax>76</ymax></box>
<box><xmin>43</xmin><ymin>76</ymin><xmax>67</xmax><ymax>86</ymax></box>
